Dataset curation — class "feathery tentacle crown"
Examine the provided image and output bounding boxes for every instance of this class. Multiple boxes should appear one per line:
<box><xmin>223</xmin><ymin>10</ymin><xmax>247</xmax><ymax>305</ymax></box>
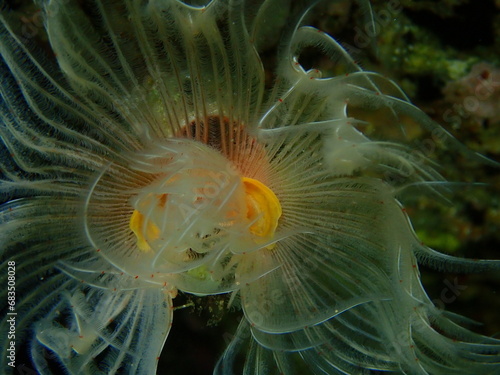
<box><xmin>0</xmin><ymin>0</ymin><xmax>499</xmax><ymax>374</ymax></box>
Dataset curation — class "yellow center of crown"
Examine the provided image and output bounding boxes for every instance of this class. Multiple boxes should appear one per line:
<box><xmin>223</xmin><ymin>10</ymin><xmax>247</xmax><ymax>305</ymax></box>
<box><xmin>129</xmin><ymin>177</ymin><xmax>281</xmax><ymax>252</ymax></box>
